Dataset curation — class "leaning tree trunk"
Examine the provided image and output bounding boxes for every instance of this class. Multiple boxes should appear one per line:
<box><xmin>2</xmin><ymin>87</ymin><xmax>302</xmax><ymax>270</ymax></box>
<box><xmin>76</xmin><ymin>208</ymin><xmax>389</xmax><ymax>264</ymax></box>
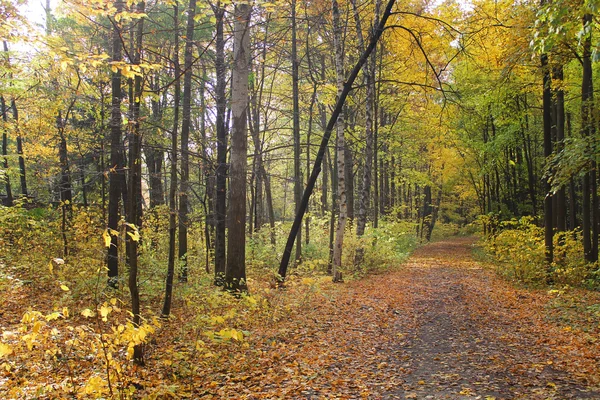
<box><xmin>225</xmin><ymin>2</ymin><xmax>251</xmax><ymax>292</ymax></box>
<box><xmin>277</xmin><ymin>0</ymin><xmax>396</xmax><ymax>281</ymax></box>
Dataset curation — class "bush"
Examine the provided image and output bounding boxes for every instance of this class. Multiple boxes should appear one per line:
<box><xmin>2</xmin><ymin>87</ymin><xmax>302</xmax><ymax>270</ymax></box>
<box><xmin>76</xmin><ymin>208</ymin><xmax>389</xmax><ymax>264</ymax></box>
<box><xmin>482</xmin><ymin>217</ymin><xmax>597</xmax><ymax>287</ymax></box>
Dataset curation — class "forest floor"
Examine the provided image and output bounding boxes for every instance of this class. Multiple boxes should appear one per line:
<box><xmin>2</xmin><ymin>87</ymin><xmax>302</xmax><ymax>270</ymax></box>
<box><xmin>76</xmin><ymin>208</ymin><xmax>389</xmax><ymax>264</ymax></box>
<box><xmin>2</xmin><ymin>236</ymin><xmax>600</xmax><ymax>399</ymax></box>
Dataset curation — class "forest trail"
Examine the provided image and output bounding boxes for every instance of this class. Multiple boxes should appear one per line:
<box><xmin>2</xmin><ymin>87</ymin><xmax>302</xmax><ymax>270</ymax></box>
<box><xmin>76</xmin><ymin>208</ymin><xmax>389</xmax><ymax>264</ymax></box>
<box><xmin>257</xmin><ymin>236</ymin><xmax>600</xmax><ymax>399</ymax></box>
<box><xmin>372</xmin><ymin>237</ymin><xmax>600</xmax><ymax>399</ymax></box>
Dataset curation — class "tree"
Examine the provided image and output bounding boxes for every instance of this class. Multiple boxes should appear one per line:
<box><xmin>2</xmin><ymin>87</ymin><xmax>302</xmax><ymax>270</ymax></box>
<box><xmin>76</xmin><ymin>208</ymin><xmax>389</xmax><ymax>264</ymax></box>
<box><xmin>225</xmin><ymin>2</ymin><xmax>251</xmax><ymax>292</ymax></box>
<box><xmin>213</xmin><ymin>2</ymin><xmax>227</xmax><ymax>285</ymax></box>
<box><xmin>178</xmin><ymin>0</ymin><xmax>197</xmax><ymax>283</ymax></box>
<box><xmin>331</xmin><ymin>0</ymin><xmax>347</xmax><ymax>282</ymax></box>
<box><xmin>291</xmin><ymin>0</ymin><xmax>302</xmax><ymax>263</ymax></box>
<box><xmin>162</xmin><ymin>2</ymin><xmax>181</xmax><ymax>318</ymax></box>
<box><xmin>107</xmin><ymin>0</ymin><xmax>126</xmax><ymax>285</ymax></box>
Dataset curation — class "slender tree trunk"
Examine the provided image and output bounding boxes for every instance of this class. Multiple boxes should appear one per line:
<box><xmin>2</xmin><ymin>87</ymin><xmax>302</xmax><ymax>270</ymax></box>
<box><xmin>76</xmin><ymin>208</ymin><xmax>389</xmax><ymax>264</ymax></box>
<box><xmin>107</xmin><ymin>0</ymin><xmax>125</xmax><ymax>284</ymax></box>
<box><xmin>178</xmin><ymin>0</ymin><xmax>196</xmax><ymax>283</ymax></box>
<box><xmin>353</xmin><ymin>0</ymin><xmax>380</xmax><ymax>265</ymax></box>
<box><xmin>541</xmin><ymin>52</ymin><xmax>553</xmax><ymax>268</ymax></box>
<box><xmin>554</xmin><ymin>66</ymin><xmax>566</xmax><ymax>232</ymax></box>
<box><xmin>331</xmin><ymin>0</ymin><xmax>347</xmax><ymax>282</ymax></box>
<box><xmin>1</xmin><ymin>96</ymin><xmax>13</xmax><ymax>206</ymax></box>
<box><xmin>126</xmin><ymin>0</ymin><xmax>145</xmax><ymax>364</ymax></box>
<box><xmin>581</xmin><ymin>13</ymin><xmax>595</xmax><ymax>262</ymax></box>
<box><xmin>291</xmin><ymin>0</ymin><xmax>302</xmax><ymax>262</ymax></box>
<box><xmin>162</xmin><ymin>3</ymin><xmax>181</xmax><ymax>318</ymax></box>
<box><xmin>225</xmin><ymin>3</ymin><xmax>251</xmax><ymax>292</ymax></box>
<box><xmin>214</xmin><ymin>4</ymin><xmax>227</xmax><ymax>284</ymax></box>
<box><xmin>10</xmin><ymin>104</ymin><xmax>27</xmax><ymax>198</ymax></box>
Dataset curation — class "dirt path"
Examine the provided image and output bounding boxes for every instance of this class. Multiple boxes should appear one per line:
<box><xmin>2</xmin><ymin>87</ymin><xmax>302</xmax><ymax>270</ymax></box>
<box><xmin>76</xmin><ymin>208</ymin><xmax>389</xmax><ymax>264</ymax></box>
<box><xmin>373</xmin><ymin>237</ymin><xmax>599</xmax><ymax>399</ymax></box>
<box><xmin>230</xmin><ymin>236</ymin><xmax>599</xmax><ymax>399</ymax></box>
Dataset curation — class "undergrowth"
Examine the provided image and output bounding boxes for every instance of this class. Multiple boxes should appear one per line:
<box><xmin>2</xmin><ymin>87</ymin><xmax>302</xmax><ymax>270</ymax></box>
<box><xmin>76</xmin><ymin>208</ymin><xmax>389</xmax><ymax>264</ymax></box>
<box><xmin>477</xmin><ymin>216</ymin><xmax>599</xmax><ymax>289</ymax></box>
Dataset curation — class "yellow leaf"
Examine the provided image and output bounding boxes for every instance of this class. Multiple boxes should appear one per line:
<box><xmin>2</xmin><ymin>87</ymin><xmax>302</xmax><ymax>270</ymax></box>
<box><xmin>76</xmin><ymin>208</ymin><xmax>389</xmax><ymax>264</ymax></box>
<box><xmin>45</xmin><ymin>312</ymin><xmax>62</xmax><ymax>321</ymax></box>
<box><xmin>127</xmin><ymin>229</ymin><xmax>140</xmax><ymax>242</ymax></box>
<box><xmin>60</xmin><ymin>284</ymin><xmax>70</xmax><ymax>291</ymax></box>
<box><xmin>0</xmin><ymin>343</ymin><xmax>13</xmax><ymax>358</ymax></box>
<box><xmin>103</xmin><ymin>229</ymin><xmax>111</xmax><ymax>248</ymax></box>
<box><xmin>81</xmin><ymin>309</ymin><xmax>95</xmax><ymax>318</ymax></box>
<box><xmin>100</xmin><ymin>305</ymin><xmax>112</xmax><ymax>322</ymax></box>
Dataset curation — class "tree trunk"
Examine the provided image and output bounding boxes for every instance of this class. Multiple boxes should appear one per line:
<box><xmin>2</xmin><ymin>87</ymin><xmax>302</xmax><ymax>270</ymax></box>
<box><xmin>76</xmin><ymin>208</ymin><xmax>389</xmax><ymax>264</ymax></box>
<box><xmin>214</xmin><ymin>4</ymin><xmax>227</xmax><ymax>284</ymax></box>
<box><xmin>353</xmin><ymin>0</ymin><xmax>380</xmax><ymax>265</ymax></box>
<box><xmin>1</xmin><ymin>96</ymin><xmax>13</xmax><ymax>206</ymax></box>
<box><xmin>10</xmin><ymin>103</ymin><xmax>27</xmax><ymax>198</ymax></box>
<box><xmin>126</xmin><ymin>0</ymin><xmax>145</xmax><ymax>364</ymax></box>
<box><xmin>225</xmin><ymin>3</ymin><xmax>251</xmax><ymax>292</ymax></box>
<box><xmin>554</xmin><ymin>66</ymin><xmax>566</xmax><ymax>232</ymax></box>
<box><xmin>162</xmin><ymin>2</ymin><xmax>181</xmax><ymax>318</ymax></box>
<box><xmin>178</xmin><ymin>0</ymin><xmax>196</xmax><ymax>283</ymax></box>
<box><xmin>541</xmin><ymin>52</ymin><xmax>553</xmax><ymax>268</ymax></box>
<box><xmin>582</xmin><ymin>13</ymin><xmax>596</xmax><ymax>262</ymax></box>
<box><xmin>331</xmin><ymin>0</ymin><xmax>347</xmax><ymax>282</ymax></box>
<box><xmin>291</xmin><ymin>0</ymin><xmax>302</xmax><ymax>262</ymax></box>
<box><xmin>107</xmin><ymin>0</ymin><xmax>125</xmax><ymax>284</ymax></box>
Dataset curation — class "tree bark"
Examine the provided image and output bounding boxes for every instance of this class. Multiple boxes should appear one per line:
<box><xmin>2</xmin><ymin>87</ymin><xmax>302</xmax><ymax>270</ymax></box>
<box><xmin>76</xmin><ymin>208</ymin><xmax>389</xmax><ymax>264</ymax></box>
<box><xmin>107</xmin><ymin>0</ymin><xmax>125</xmax><ymax>284</ymax></box>
<box><xmin>178</xmin><ymin>0</ymin><xmax>196</xmax><ymax>283</ymax></box>
<box><xmin>214</xmin><ymin>4</ymin><xmax>227</xmax><ymax>284</ymax></box>
<box><xmin>162</xmin><ymin>2</ymin><xmax>181</xmax><ymax>318</ymax></box>
<box><xmin>291</xmin><ymin>0</ymin><xmax>302</xmax><ymax>262</ymax></box>
<box><xmin>126</xmin><ymin>0</ymin><xmax>145</xmax><ymax>364</ymax></box>
<box><xmin>1</xmin><ymin>96</ymin><xmax>13</xmax><ymax>206</ymax></box>
<box><xmin>331</xmin><ymin>0</ymin><xmax>347</xmax><ymax>282</ymax></box>
<box><xmin>581</xmin><ymin>13</ymin><xmax>597</xmax><ymax>262</ymax></box>
<box><xmin>541</xmin><ymin>52</ymin><xmax>553</xmax><ymax>268</ymax></box>
<box><xmin>225</xmin><ymin>2</ymin><xmax>251</xmax><ymax>292</ymax></box>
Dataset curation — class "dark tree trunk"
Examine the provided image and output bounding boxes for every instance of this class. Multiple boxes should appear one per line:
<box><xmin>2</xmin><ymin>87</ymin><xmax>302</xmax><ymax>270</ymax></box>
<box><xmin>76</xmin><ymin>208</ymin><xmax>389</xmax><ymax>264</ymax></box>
<box><xmin>9</xmin><ymin>101</ymin><xmax>27</xmax><ymax>197</ymax></box>
<box><xmin>554</xmin><ymin>66</ymin><xmax>566</xmax><ymax>232</ymax></box>
<box><xmin>178</xmin><ymin>0</ymin><xmax>196</xmax><ymax>283</ymax></box>
<box><xmin>1</xmin><ymin>96</ymin><xmax>13</xmax><ymax>206</ymax></box>
<box><xmin>126</xmin><ymin>0</ymin><xmax>145</xmax><ymax>365</ymax></box>
<box><xmin>161</xmin><ymin>3</ymin><xmax>181</xmax><ymax>318</ymax></box>
<box><xmin>581</xmin><ymin>13</ymin><xmax>597</xmax><ymax>262</ymax></box>
<box><xmin>214</xmin><ymin>5</ymin><xmax>227</xmax><ymax>284</ymax></box>
<box><xmin>291</xmin><ymin>0</ymin><xmax>302</xmax><ymax>262</ymax></box>
<box><xmin>542</xmin><ymin>52</ymin><xmax>553</xmax><ymax>268</ymax></box>
<box><xmin>107</xmin><ymin>0</ymin><xmax>125</xmax><ymax>284</ymax></box>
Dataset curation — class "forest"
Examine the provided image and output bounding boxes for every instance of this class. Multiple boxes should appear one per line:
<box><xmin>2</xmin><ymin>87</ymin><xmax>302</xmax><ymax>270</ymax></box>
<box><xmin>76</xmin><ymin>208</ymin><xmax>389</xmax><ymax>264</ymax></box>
<box><xmin>1</xmin><ymin>0</ymin><xmax>600</xmax><ymax>398</ymax></box>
